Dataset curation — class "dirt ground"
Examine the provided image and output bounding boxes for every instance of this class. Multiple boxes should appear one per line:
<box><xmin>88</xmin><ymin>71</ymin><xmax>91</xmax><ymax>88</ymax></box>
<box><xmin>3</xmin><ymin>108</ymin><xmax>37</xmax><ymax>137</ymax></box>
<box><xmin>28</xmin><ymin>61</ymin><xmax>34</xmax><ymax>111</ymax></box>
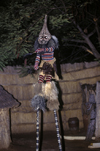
<box><xmin>0</xmin><ymin>129</ymin><xmax>100</xmax><ymax>151</ymax></box>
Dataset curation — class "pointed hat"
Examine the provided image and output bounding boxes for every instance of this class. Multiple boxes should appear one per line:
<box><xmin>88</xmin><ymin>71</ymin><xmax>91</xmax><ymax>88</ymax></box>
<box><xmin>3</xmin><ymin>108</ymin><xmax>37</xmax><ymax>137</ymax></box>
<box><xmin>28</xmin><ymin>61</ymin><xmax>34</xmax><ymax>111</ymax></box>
<box><xmin>38</xmin><ymin>15</ymin><xmax>51</xmax><ymax>44</ymax></box>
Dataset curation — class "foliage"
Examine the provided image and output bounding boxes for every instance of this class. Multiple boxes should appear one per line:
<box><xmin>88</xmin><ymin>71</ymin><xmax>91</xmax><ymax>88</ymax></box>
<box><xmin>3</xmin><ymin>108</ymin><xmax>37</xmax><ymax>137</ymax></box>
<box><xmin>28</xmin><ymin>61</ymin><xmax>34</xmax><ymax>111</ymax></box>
<box><xmin>17</xmin><ymin>66</ymin><xmax>36</xmax><ymax>77</ymax></box>
<box><xmin>0</xmin><ymin>0</ymin><xmax>100</xmax><ymax>71</ymax></box>
<box><xmin>0</xmin><ymin>0</ymin><xmax>54</xmax><ymax>70</ymax></box>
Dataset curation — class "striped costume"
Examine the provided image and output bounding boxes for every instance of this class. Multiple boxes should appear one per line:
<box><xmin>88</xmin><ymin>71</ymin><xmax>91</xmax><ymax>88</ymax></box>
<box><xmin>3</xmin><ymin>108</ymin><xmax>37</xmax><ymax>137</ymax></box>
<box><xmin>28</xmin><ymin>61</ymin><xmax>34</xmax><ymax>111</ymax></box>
<box><xmin>34</xmin><ymin>47</ymin><xmax>58</xmax><ymax>83</ymax></box>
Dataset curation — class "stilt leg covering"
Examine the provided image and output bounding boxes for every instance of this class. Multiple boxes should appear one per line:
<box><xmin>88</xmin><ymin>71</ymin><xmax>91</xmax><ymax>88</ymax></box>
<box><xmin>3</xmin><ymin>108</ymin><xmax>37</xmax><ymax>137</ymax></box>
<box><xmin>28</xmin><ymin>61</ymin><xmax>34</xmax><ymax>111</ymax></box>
<box><xmin>36</xmin><ymin>107</ymin><xmax>39</xmax><ymax>151</ymax></box>
<box><xmin>42</xmin><ymin>81</ymin><xmax>60</xmax><ymax>110</ymax></box>
<box><xmin>54</xmin><ymin>109</ymin><xmax>62</xmax><ymax>151</ymax></box>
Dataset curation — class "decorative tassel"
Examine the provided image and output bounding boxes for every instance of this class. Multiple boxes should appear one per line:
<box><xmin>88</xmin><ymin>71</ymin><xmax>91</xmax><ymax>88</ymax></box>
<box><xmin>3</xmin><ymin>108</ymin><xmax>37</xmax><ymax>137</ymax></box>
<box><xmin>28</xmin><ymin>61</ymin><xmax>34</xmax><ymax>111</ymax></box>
<box><xmin>31</xmin><ymin>95</ymin><xmax>46</xmax><ymax>112</ymax></box>
<box><xmin>54</xmin><ymin>109</ymin><xmax>62</xmax><ymax>151</ymax></box>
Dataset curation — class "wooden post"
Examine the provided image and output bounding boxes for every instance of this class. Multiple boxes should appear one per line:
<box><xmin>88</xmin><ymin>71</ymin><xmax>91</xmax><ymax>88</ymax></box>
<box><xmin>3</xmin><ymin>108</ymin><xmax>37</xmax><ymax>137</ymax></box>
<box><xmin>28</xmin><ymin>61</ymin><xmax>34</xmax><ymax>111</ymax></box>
<box><xmin>95</xmin><ymin>81</ymin><xmax>100</xmax><ymax>138</ymax></box>
<box><xmin>0</xmin><ymin>109</ymin><xmax>11</xmax><ymax>149</ymax></box>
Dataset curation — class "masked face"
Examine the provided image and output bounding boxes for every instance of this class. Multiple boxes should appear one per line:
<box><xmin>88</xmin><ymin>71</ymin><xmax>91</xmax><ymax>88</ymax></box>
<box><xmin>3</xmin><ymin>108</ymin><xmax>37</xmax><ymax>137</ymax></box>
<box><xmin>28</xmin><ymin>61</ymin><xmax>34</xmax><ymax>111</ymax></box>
<box><xmin>38</xmin><ymin>15</ymin><xmax>51</xmax><ymax>45</ymax></box>
<box><xmin>38</xmin><ymin>34</ymin><xmax>51</xmax><ymax>44</ymax></box>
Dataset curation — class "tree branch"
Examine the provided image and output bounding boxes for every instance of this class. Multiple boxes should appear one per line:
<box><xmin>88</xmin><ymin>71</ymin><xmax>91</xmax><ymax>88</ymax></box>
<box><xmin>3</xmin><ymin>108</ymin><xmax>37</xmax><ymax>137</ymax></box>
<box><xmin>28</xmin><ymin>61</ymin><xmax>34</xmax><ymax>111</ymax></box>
<box><xmin>60</xmin><ymin>0</ymin><xmax>67</xmax><ymax>12</ymax></box>
<box><xmin>73</xmin><ymin>20</ymin><xmax>85</xmax><ymax>36</ymax></box>
<box><xmin>81</xmin><ymin>46</ymin><xmax>93</xmax><ymax>55</ymax></box>
<box><xmin>73</xmin><ymin>20</ymin><xmax>100</xmax><ymax>59</ymax></box>
<box><xmin>88</xmin><ymin>28</ymin><xmax>96</xmax><ymax>38</ymax></box>
<box><xmin>64</xmin><ymin>43</ymin><xmax>93</xmax><ymax>55</ymax></box>
<box><xmin>63</xmin><ymin>38</ymin><xmax>86</xmax><ymax>43</ymax></box>
<box><xmin>94</xmin><ymin>18</ymin><xmax>100</xmax><ymax>42</ymax></box>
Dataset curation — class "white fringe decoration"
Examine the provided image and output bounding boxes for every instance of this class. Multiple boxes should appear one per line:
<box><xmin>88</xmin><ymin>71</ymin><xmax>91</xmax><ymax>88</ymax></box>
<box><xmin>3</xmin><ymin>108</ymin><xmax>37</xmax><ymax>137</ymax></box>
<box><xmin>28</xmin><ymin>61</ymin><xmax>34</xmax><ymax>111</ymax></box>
<box><xmin>42</xmin><ymin>81</ymin><xmax>59</xmax><ymax>100</ymax></box>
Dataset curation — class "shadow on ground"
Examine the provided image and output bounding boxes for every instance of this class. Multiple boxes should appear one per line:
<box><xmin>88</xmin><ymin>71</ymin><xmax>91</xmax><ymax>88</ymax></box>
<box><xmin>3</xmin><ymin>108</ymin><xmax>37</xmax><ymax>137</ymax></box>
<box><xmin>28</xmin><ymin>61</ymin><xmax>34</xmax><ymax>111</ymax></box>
<box><xmin>0</xmin><ymin>130</ymin><xmax>100</xmax><ymax>151</ymax></box>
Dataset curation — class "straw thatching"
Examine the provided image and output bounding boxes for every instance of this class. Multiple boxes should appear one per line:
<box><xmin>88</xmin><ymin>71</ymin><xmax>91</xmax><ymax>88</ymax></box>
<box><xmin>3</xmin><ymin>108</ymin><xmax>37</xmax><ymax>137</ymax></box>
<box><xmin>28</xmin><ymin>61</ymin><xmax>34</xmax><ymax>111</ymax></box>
<box><xmin>0</xmin><ymin>85</ymin><xmax>20</xmax><ymax>109</ymax></box>
<box><xmin>0</xmin><ymin>85</ymin><xmax>20</xmax><ymax>149</ymax></box>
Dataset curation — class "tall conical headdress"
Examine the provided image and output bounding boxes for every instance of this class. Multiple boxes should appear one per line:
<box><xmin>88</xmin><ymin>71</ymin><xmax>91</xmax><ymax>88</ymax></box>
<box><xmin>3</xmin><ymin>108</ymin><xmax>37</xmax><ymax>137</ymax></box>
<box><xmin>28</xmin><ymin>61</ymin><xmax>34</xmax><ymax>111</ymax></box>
<box><xmin>38</xmin><ymin>15</ymin><xmax>51</xmax><ymax>44</ymax></box>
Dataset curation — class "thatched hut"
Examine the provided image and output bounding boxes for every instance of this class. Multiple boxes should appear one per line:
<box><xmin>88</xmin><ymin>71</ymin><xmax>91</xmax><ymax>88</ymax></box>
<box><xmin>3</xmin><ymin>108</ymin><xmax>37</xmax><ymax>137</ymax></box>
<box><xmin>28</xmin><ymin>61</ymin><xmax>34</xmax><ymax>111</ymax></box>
<box><xmin>0</xmin><ymin>85</ymin><xmax>20</xmax><ymax>149</ymax></box>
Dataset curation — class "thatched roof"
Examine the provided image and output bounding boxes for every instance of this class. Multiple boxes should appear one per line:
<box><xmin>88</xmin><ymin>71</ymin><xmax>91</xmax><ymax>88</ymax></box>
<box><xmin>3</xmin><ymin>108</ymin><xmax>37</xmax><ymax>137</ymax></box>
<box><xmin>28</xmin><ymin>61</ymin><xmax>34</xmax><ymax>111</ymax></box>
<box><xmin>0</xmin><ymin>85</ymin><xmax>20</xmax><ymax>109</ymax></box>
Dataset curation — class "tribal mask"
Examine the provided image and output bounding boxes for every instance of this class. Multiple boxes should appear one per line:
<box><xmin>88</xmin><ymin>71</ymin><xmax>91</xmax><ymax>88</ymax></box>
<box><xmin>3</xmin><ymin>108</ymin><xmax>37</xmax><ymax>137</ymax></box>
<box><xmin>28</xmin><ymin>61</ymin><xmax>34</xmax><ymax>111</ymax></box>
<box><xmin>38</xmin><ymin>15</ymin><xmax>51</xmax><ymax>45</ymax></box>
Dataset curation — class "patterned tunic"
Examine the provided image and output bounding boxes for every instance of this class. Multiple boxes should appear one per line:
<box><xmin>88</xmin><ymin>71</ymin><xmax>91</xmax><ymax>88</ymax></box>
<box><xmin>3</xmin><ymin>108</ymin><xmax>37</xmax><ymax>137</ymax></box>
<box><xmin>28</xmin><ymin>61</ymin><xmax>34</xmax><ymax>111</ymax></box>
<box><xmin>34</xmin><ymin>47</ymin><xmax>54</xmax><ymax>70</ymax></box>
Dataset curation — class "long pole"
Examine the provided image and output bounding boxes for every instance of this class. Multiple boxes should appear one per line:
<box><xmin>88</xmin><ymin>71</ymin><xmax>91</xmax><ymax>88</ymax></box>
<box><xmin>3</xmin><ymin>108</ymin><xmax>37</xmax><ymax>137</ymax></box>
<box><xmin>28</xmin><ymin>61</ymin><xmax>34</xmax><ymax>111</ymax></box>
<box><xmin>54</xmin><ymin>109</ymin><xmax>62</xmax><ymax>151</ymax></box>
<box><xmin>36</xmin><ymin>107</ymin><xmax>39</xmax><ymax>151</ymax></box>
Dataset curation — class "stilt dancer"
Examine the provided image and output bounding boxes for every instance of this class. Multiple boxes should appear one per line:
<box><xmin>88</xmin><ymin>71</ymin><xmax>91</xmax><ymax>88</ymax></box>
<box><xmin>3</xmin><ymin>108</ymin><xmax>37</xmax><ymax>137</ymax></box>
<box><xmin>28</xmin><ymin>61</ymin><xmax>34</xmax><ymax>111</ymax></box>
<box><xmin>31</xmin><ymin>15</ymin><xmax>62</xmax><ymax>151</ymax></box>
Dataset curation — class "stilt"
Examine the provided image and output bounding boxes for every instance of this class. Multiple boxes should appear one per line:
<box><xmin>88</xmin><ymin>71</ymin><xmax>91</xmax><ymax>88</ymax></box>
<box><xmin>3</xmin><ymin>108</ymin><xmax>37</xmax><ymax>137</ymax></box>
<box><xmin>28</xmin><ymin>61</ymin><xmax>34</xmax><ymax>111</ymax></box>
<box><xmin>54</xmin><ymin>109</ymin><xmax>62</xmax><ymax>151</ymax></box>
<box><xmin>36</xmin><ymin>107</ymin><xmax>39</xmax><ymax>151</ymax></box>
<box><xmin>31</xmin><ymin>94</ymin><xmax>46</xmax><ymax>151</ymax></box>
